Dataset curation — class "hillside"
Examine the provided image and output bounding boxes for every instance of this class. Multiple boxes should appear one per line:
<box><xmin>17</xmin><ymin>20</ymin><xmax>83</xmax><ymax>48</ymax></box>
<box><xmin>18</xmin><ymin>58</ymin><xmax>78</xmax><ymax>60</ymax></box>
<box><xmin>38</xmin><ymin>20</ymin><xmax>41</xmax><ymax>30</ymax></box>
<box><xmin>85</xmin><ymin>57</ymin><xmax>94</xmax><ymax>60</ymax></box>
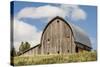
<box><xmin>12</xmin><ymin>51</ymin><xmax>97</xmax><ymax>66</ymax></box>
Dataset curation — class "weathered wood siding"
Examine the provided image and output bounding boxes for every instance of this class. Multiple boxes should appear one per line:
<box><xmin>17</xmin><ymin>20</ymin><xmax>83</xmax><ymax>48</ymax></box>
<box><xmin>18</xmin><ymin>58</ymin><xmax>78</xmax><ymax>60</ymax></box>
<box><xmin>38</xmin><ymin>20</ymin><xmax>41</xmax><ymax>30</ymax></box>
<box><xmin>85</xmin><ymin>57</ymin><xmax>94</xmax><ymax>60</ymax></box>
<box><xmin>41</xmin><ymin>18</ymin><xmax>75</xmax><ymax>54</ymax></box>
<box><xmin>22</xmin><ymin>46</ymin><xmax>39</xmax><ymax>56</ymax></box>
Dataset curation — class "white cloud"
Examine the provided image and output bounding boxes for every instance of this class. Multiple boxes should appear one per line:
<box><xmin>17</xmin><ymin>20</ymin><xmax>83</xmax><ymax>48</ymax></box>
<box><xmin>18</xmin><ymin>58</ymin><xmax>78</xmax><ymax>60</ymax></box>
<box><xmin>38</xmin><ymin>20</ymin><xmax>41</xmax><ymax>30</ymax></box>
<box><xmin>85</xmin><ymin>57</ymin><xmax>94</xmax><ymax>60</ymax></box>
<box><xmin>16</xmin><ymin>5</ymin><xmax>87</xmax><ymax>21</ymax></box>
<box><xmin>60</xmin><ymin>4</ymin><xmax>87</xmax><ymax>21</ymax></box>
<box><xmin>17</xmin><ymin>5</ymin><xmax>66</xmax><ymax>19</ymax></box>
<box><xmin>14</xmin><ymin>19</ymin><xmax>42</xmax><ymax>51</ymax></box>
<box><xmin>71</xmin><ymin>8</ymin><xmax>87</xmax><ymax>20</ymax></box>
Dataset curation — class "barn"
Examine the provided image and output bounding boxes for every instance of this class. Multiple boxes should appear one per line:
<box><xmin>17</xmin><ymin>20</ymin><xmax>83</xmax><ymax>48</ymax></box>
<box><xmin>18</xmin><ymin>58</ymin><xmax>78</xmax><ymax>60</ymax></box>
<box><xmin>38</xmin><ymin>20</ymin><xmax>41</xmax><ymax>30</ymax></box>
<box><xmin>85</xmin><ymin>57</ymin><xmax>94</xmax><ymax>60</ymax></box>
<box><xmin>20</xmin><ymin>16</ymin><xmax>92</xmax><ymax>56</ymax></box>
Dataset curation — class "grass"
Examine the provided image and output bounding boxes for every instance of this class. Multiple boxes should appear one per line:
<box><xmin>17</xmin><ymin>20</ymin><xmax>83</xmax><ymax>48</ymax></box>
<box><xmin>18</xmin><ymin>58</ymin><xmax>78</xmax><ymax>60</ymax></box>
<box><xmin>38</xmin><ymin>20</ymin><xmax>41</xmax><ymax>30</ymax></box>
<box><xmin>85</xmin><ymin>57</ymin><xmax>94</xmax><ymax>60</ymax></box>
<box><xmin>12</xmin><ymin>51</ymin><xmax>97</xmax><ymax>66</ymax></box>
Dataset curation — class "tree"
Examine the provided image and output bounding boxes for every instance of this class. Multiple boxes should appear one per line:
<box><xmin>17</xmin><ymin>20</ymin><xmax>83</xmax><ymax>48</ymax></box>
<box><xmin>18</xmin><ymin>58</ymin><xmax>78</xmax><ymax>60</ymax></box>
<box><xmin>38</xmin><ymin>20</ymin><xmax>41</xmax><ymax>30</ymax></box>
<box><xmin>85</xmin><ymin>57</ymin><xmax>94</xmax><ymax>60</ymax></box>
<box><xmin>19</xmin><ymin>42</ymin><xmax>24</xmax><ymax>53</ymax></box>
<box><xmin>19</xmin><ymin>41</ymin><xmax>31</xmax><ymax>53</ymax></box>
<box><xmin>24</xmin><ymin>42</ymin><xmax>30</xmax><ymax>50</ymax></box>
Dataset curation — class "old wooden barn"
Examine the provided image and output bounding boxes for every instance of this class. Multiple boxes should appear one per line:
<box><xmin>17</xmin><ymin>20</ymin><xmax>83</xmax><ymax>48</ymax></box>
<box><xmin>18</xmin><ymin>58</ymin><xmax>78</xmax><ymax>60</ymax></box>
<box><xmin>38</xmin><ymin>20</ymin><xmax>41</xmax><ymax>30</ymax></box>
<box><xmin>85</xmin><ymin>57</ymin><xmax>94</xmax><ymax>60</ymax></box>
<box><xmin>20</xmin><ymin>16</ymin><xmax>92</xmax><ymax>56</ymax></box>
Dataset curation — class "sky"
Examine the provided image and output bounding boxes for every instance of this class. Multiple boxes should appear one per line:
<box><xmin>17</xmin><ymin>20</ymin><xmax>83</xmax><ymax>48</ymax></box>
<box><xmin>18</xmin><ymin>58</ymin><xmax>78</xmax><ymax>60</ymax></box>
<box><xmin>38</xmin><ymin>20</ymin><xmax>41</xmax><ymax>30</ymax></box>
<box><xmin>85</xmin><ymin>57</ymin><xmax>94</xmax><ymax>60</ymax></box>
<box><xmin>11</xmin><ymin>1</ymin><xmax>97</xmax><ymax>51</ymax></box>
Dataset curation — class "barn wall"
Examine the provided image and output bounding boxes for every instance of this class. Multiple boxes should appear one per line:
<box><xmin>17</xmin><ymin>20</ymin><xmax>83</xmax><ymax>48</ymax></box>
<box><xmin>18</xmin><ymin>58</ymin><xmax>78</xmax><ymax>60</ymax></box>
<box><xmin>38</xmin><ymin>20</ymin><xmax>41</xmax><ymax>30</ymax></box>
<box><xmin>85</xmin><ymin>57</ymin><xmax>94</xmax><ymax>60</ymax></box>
<box><xmin>41</xmin><ymin>18</ymin><xmax>75</xmax><ymax>54</ymax></box>
<box><xmin>21</xmin><ymin>46</ymin><xmax>39</xmax><ymax>56</ymax></box>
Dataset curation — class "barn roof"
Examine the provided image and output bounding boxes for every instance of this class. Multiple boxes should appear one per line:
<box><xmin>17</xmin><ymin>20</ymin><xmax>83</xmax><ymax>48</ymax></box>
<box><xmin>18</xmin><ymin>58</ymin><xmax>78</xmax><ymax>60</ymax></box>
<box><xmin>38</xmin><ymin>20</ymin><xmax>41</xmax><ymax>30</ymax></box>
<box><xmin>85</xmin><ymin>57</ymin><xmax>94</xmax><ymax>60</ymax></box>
<box><xmin>42</xmin><ymin>16</ymin><xmax>92</xmax><ymax>48</ymax></box>
<box><xmin>19</xmin><ymin>44</ymin><xmax>40</xmax><ymax>56</ymax></box>
<box><xmin>69</xmin><ymin>22</ymin><xmax>92</xmax><ymax>48</ymax></box>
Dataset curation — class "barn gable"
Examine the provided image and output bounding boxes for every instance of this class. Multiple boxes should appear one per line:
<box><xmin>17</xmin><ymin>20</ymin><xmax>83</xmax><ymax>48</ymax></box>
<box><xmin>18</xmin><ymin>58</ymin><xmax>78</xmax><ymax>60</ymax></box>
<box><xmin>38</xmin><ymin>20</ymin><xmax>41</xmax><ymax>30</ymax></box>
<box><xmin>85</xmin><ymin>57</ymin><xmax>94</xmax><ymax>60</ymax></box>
<box><xmin>40</xmin><ymin>16</ymin><xmax>75</xmax><ymax>54</ymax></box>
<box><xmin>41</xmin><ymin>16</ymin><xmax>91</xmax><ymax>46</ymax></box>
<box><xmin>40</xmin><ymin>16</ymin><xmax>92</xmax><ymax>54</ymax></box>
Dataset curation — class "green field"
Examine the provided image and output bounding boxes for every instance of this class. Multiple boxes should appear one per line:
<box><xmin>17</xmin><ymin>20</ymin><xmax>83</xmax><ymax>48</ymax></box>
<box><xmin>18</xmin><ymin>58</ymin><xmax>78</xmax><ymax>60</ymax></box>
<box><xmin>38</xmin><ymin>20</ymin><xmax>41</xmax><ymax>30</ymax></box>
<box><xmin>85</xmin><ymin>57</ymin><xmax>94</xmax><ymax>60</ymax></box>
<box><xmin>12</xmin><ymin>51</ymin><xmax>97</xmax><ymax>66</ymax></box>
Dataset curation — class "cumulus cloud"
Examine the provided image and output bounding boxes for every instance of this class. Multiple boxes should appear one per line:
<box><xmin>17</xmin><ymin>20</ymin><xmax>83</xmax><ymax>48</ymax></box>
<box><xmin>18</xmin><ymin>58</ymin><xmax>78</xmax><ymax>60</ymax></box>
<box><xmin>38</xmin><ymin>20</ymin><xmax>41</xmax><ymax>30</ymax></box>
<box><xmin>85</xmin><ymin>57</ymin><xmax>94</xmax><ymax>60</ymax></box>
<box><xmin>16</xmin><ymin>5</ymin><xmax>87</xmax><ymax>21</ymax></box>
<box><xmin>14</xmin><ymin>19</ymin><xmax>42</xmax><ymax>51</ymax></box>
<box><xmin>71</xmin><ymin>8</ymin><xmax>86</xmax><ymax>20</ymax></box>
<box><xmin>60</xmin><ymin>5</ymin><xmax>87</xmax><ymax>20</ymax></box>
<box><xmin>17</xmin><ymin>5</ymin><xmax>66</xmax><ymax>19</ymax></box>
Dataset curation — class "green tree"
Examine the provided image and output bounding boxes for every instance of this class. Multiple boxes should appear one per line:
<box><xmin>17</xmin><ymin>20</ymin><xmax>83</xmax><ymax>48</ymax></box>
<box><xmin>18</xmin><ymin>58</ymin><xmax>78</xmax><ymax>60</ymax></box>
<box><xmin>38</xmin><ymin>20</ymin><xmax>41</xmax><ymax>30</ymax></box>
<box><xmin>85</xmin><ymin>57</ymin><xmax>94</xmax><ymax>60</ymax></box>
<box><xmin>19</xmin><ymin>42</ymin><xmax>24</xmax><ymax>53</ymax></box>
<box><xmin>19</xmin><ymin>42</ymin><xmax>31</xmax><ymax>53</ymax></box>
<box><xmin>24</xmin><ymin>42</ymin><xmax>31</xmax><ymax>50</ymax></box>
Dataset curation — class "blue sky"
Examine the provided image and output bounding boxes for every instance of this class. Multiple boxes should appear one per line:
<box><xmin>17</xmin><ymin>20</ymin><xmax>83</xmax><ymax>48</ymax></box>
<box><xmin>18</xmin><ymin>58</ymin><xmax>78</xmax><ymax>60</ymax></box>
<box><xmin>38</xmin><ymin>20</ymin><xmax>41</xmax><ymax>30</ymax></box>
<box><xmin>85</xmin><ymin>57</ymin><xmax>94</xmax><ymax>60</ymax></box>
<box><xmin>11</xmin><ymin>1</ymin><xmax>97</xmax><ymax>51</ymax></box>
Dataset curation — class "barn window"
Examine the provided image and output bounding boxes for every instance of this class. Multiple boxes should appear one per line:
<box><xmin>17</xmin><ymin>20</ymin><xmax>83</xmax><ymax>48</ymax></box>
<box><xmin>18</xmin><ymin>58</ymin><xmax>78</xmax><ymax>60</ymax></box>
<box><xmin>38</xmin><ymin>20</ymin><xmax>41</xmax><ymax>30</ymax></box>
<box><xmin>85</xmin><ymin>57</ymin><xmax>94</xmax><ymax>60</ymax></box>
<box><xmin>57</xmin><ymin>51</ymin><xmax>60</xmax><ymax>54</ymax></box>
<box><xmin>67</xmin><ymin>50</ymin><xmax>69</xmax><ymax>53</ymax></box>
<box><xmin>76</xmin><ymin>46</ymin><xmax>78</xmax><ymax>53</ymax></box>
<box><xmin>47</xmin><ymin>52</ymin><xmax>49</xmax><ymax>54</ymax></box>
<box><xmin>57</xmin><ymin>20</ymin><xmax>59</xmax><ymax>23</ymax></box>
<box><xmin>47</xmin><ymin>39</ymin><xmax>50</xmax><ymax>44</ymax></box>
<box><xmin>48</xmin><ymin>39</ymin><xmax>50</xmax><ymax>41</ymax></box>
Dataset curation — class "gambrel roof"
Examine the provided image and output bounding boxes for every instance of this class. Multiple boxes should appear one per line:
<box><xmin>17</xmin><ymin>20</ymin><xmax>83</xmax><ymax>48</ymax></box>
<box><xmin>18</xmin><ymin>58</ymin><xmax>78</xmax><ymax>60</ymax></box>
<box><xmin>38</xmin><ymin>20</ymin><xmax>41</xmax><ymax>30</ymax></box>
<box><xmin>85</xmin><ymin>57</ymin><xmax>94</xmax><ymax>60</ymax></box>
<box><xmin>69</xmin><ymin>22</ymin><xmax>91</xmax><ymax>48</ymax></box>
<box><xmin>41</xmin><ymin>16</ymin><xmax>92</xmax><ymax>48</ymax></box>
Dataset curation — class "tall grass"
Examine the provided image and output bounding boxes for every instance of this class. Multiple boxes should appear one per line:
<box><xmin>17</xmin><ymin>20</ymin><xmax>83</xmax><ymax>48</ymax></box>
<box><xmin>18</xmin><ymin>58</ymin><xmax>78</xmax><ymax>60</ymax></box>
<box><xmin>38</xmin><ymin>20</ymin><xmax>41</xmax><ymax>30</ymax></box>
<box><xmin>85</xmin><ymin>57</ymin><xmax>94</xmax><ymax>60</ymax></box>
<box><xmin>12</xmin><ymin>51</ymin><xmax>97</xmax><ymax>66</ymax></box>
